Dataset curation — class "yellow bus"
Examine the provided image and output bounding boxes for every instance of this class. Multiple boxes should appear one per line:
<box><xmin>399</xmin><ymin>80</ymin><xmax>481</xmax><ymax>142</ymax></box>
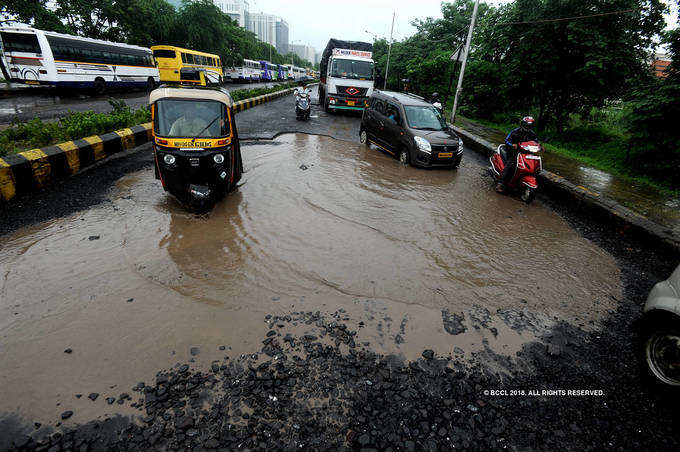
<box><xmin>151</xmin><ymin>45</ymin><xmax>223</xmax><ymax>85</ymax></box>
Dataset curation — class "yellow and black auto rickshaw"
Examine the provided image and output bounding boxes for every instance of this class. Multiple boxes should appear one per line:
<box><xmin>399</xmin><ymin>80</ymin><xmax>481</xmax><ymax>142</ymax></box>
<box><xmin>149</xmin><ymin>85</ymin><xmax>243</xmax><ymax>211</ymax></box>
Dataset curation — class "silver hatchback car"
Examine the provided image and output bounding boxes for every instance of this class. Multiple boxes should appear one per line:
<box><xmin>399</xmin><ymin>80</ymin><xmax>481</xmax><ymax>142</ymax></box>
<box><xmin>639</xmin><ymin>264</ymin><xmax>680</xmax><ymax>387</ymax></box>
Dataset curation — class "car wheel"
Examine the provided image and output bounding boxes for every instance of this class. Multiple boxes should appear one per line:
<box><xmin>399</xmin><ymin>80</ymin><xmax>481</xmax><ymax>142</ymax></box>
<box><xmin>359</xmin><ymin>129</ymin><xmax>368</xmax><ymax>145</ymax></box>
<box><xmin>146</xmin><ymin>77</ymin><xmax>155</xmax><ymax>91</ymax></box>
<box><xmin>637</xmin><ymin>315</ymin><xmax>680</xmax><ymax>389</ymax></box>
<box><xmin>398</xmin><ymin>148</ymin><xmax>410</xmax><ymax>165</ymax></box>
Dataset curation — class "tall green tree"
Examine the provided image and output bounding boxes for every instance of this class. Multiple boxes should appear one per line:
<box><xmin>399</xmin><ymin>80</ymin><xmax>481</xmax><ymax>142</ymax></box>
<box><xmin>0</xmin><ymin>0</ymin><xmax>71</xmax><ymax>33</ymax></box>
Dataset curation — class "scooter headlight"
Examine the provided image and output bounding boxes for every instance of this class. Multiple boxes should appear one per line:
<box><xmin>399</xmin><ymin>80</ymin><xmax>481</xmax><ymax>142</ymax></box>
<box><xmin>213</xmin><ymin>154</ymin><xmax>225</xmax><ymax>164</ymax></box>
<box><xmin>414</xmin><ymin>136</ymin><xmax>432</xmax><ymax>154</ymax></box>
<box><xmin>163</xmin><ymin>154</ymin><xmax>176</xmax><ymax>165</ymax></box>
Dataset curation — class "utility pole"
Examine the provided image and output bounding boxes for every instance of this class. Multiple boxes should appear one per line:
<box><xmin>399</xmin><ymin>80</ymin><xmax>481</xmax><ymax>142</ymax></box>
<box><xmin>450</xmin><ymin>0</ymin><xmax>480</xmax><ymax>123</ymax></box>
<box><xmin>383</xmin><ymin>11</ymin><xmax>395</xmax><ymax>90</ymax></box>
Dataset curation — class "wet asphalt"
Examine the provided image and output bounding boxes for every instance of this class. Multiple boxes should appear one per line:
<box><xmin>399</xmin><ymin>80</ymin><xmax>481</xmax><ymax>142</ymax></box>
<box><xmin>0</xmin><ymin>90</ymin><xmax>679</xmax><ymax>450</ymax></box>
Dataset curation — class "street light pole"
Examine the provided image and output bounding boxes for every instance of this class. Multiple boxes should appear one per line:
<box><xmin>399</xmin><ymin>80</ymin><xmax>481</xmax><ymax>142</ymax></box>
<box><xmin>383</xmin><ymin>11</ymin><xmax>395</xmax><ymax>90</ymax></box>
<box><xmin>450</xmin><ymin>0</ymin><xmax>480</xmax><ymax>124</ymax></box>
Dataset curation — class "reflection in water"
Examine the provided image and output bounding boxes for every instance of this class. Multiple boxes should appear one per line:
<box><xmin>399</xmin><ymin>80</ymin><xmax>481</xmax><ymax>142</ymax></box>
<box><xmin>129</xmin><ymin>133</ymin><xmax>621</xmax><ymax>321</ymax></box>
<box><xmin>0</xmin><ymin>133</ymin><xmax>624</xmax><ymax>422</ymax></box>
<box><xmin>577</xmin><ymin>166</ymin><xmax>613</xmax><ymax>192</ymax></box>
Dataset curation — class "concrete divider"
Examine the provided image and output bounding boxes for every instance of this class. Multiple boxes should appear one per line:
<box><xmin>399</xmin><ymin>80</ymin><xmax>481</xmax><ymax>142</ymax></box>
<box><xmin>0</xmin><ymin>87</ymin><xmax>296</xmax><ymax>203</ymax></box>
<box><xmin>452</xmin><ymin>124</ymin><xmax>680</xmax><ymax>253</ymax></box>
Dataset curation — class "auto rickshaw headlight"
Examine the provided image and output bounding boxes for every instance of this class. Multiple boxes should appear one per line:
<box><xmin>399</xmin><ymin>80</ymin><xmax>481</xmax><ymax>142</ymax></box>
<box><xmin>213</xmin><ymin>154</ymin><xmax>225</xmax><ymax>164</ymax></box>
<box><xmin>163</xmin><ymin>154</ymin><xmax>176</xmax><ymax>165</ymax></box>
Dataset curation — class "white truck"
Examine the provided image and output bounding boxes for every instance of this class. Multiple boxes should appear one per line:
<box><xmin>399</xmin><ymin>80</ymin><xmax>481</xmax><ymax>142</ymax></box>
<box><xmin>318</xmin><ymin>39</ymin><xmax>374</xmax><ymax>113</ymax></box>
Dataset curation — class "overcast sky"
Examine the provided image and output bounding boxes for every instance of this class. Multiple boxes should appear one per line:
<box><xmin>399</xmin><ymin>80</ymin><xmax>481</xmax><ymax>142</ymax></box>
<box><xmin>248</xmin><ymin>0</ymin><xmax>679</xmax><ymax>53</ymax></box>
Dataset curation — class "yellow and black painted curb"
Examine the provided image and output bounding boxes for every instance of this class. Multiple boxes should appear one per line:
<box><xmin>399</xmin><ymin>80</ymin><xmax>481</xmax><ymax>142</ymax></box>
<box><xmin>232</xmin><ymin>87</ymin><xmax>296</xmax><ymax>112</ymax></box>
<box><xmin>0</xmin><ymin>87</ymin><xmax>299</xmax><ymax>203</ymax></box>
<box><xmin>0</xmin><ymin>124</ymin><xmax>152</xmax><ymax>203</ymax></box>
<box><xmin>451</xmin><ymin>124</ymin><xmax>680</xmax><ymax>253</ymax></box>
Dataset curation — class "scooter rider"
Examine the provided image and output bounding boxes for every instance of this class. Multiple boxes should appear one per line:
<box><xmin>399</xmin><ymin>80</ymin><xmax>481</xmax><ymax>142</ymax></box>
<box><xmin>295</xmin><ymin>81</ymin><xmax>311</xmax><ymax>97</ymax></box>
<box><xmin>496</xmin><ymin>116</ymin><xmax>538</xmax><ymax>193</ymax></box>
<box><xmin>430</xmin><ymin>92</ymin><xmax>443</xmax><ymax>113</ymax></box>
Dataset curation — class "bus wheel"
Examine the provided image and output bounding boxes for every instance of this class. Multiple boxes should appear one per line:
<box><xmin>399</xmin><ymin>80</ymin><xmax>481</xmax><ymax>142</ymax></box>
<box><xmin>93</xmin><ymin>78</ymin><xmax>106</xmax><ymax>95</ymax></box>
<box><xmin>146</xmin><ymin>77</ymin><xmax>155</xmax><ymax>91</ymax></box>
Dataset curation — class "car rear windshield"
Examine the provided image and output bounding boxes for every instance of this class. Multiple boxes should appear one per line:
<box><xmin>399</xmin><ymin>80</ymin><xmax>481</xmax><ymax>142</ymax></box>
<box><xmin>153</xmin><ymin>49</ymin><xmax>176</xmax><ymax>59</ymax></box>
<box><xmin>404</xmin><ymin>105</ymin><xmax>447</xmax><ymax>131</ymax></box>
<box><xmin>155</xmin><ymin>99</ymin><xmax>230</xmax><ymax>138</ymax></box>
<box><xmin>330</xmin><ymin>59</ymin><xmax>373</xmax><ymax>80</ymax></box>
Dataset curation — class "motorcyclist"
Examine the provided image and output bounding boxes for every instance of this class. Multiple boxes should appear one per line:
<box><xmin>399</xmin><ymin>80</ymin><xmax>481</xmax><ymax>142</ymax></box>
<box><xmin>431</xmin><ymin>92</ymin><xmax>443</xmax><ymax>113</ymax></box>
<box><xmin>295</xmin><ymin>80</ymin><xmax>310</xmax><ymax>96</ymax></box>
<box><xmin>496</xmin><ymin>116</ymin><xmax>538</xmax><ymax>193</ymax></box>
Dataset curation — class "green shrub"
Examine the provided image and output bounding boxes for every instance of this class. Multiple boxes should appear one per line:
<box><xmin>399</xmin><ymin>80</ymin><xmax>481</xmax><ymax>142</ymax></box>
<box><xmin>0</xmin><ymin>101</ymin><xmax>151</xmax><ymax>157</ymax></box>
<box><xmin>0</xmin><ymin>82</ymin><xmax>304</xmax><ymax>157</ymax></box>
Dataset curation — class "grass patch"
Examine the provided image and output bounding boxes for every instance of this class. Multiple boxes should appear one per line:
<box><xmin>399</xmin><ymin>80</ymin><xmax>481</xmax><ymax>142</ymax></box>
<box><xmin>0</xmin><ymin>99</ymin><xmax>150</xmax><ymax>157</ymax></box>
<box><xmin>0</xmin><ymin>81</ymin><xmax>313</xmax><ymax>158</ymax></box>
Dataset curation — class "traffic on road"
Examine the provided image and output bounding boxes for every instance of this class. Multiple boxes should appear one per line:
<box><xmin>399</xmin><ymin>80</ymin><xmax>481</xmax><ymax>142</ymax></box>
<box><xmin>1</xmin><ymin>2</ymin><xmax>679</xmax><ymax>451</ymax></box>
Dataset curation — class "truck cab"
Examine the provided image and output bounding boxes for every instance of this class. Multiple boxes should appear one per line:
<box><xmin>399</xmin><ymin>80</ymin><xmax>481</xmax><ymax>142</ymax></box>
<box><xmin>319</xmin><ymin>43</ymin><xmax>374</xmax><ymax>113</ymax></box>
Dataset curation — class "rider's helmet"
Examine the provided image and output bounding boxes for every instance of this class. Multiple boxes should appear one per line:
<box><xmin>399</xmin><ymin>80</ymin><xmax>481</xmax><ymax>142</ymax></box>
<box><xmin>431</xmin><ymin>92</ymin><xmax>440</xmax><ymax>102</ymax></box>
<box><xmin>520</xmin><ymin>116</ymin><xmax>535</xmax><ymax>131</ymax></box>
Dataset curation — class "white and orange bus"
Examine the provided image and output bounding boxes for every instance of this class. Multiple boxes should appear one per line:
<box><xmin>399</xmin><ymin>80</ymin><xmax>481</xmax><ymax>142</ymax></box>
<box><xmin>0</xmin><ymin>24</ymin><xmax>159</xmax><ymax>92</ymax></box>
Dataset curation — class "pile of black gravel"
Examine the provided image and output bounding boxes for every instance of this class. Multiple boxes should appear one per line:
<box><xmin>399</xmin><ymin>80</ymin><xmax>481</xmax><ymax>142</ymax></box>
<box><xmin>6</xmin><ymin>306</ymin><xmax>679</xmax><ymax>451</ymax></box>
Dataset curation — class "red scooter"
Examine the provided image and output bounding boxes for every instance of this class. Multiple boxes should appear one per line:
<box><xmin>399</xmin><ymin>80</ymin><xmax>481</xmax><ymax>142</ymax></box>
<box><xmin>489</xmin><ymin>141</ymin><xmax>542</xmax><ymax>204</ymax></box>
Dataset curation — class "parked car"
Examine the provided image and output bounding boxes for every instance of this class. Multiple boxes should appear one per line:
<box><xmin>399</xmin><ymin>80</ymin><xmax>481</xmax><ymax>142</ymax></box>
<box><xmin>637</xmin><ymin>263</ymin><xmax>680</xmax><ymax>388</ymax></box>
<box><xmin>359</xmin><ymin>90</ymin><xmax>463</xmax><ymax>168</ymax></box>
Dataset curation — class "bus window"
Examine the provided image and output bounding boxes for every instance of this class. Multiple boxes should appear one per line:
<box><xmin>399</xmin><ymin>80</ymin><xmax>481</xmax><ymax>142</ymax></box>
<box><xmin>0</xmin><ymin>32</ymin><xmax>41</xmax><ymax>53</ymax></box>
<box><xmin>153</xmin><ymin>49</ymin><xmax>176</xmax><ymax>59</ymax></box>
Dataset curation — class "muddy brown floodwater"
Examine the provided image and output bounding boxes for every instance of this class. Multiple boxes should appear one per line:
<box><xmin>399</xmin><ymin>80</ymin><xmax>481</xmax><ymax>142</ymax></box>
<box><xmin>0</xmin><ymin>133</ymin><xmax>621</xmax><ymax>427</ymax></box>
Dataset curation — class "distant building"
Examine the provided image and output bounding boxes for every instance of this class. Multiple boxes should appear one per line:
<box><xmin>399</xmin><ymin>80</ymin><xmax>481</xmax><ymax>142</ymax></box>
<box><xmin>213</xmin><ymin>0</ymin><xmax>250</xmax><ymax>28</ymax></box>
<box><xmin>275</xmin><ymin>18</ymin><xmax>289</xmax><ymax>55</ymax></box>
<box><xmin>289</xmin><ymin>44</ymin><xmax>316</xmax><ymax>65</ymax></box>
<box><xmin>248</xmin><ymin>13</ymin><xmax>289</xmax><ymax>55</ymax></box>
<box><xmin>652</xmin><ymin>52</ymin><xmax>671</xmax><ymax>78</ymax></box>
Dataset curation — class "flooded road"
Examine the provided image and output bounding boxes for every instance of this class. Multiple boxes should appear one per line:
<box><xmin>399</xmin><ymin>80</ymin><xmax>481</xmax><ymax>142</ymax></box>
<box><xmin>0</xmin><ymin>133</ymin><xmax>622</xmax><ymax>427</ymax></box>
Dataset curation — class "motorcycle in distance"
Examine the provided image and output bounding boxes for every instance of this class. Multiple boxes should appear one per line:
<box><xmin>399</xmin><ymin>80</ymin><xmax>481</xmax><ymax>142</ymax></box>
<box><xmin>295</xmin><ymin>84</ymin><xmax>311</xmax><ymax>121</ymax></box>
<box><xmin>489</xmin><ymin>141</ymin><xmax>542</xmax><ymax>204</ymax></box>
<box><xmin>149</xmin><ymin>85</ymin><xmax>243</xmax><ymax>212</ymax></box>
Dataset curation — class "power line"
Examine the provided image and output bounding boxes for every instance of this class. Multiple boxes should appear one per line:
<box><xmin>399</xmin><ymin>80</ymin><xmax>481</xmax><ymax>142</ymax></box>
<box><xmin>497</xmin><ymin>8</ymin><xmax>635</xmax><ymax>26</ymax></box>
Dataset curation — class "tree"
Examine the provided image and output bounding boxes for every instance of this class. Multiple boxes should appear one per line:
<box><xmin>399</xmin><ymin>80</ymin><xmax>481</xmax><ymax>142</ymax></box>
<box><xmin>467</xmin><ymin>0</ymin><xmax>666</xmax><ymax>130</ymax></box>
<box><xmin>1</xmin><ymin>0</ymin><xmax>71</xmax><ymax>33</ymax></box>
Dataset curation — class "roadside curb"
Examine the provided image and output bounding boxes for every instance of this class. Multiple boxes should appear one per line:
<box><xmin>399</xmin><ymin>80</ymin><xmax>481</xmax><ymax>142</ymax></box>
<box><xmin>0</xmin><ymin>88</ymin><xmax>297</xmax><ymax>203</ymax></box>
<box><xmin>451</xmin><ymin>124</ymin><xmax>680</xmax><ymax>253</ymax></box>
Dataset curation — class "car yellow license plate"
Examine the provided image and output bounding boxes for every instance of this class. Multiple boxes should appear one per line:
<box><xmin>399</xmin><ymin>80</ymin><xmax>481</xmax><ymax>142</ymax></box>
<box><xmin>25</xmin><ymin>81</ymin><xmax>39</xmax><ymax>85</ymax></box>
<box><xmin>347</xmin><ymin>101</ymin><xmax>355</xmax><ymax>106</ymax></box>
<box><xmin>438</xmin><ymin>152</ymin><xmax>453</xmax><ymax>158</ymax></box>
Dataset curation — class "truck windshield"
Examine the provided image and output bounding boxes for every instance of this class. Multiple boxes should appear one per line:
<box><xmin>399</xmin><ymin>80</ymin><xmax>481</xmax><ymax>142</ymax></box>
<box><xmin>330</xmin><ymin>59</ymin><xmax>373</xmax><ymax>80</ymax></box>
<box><xmin>155</xmin><ymin>99</ymin><xmax>230</xmax><ymax>138</ymax></box>
<box><xmin>404</xmin><ymin>106</ymin><xmax>447</xmax><ymax>131</ymax></box>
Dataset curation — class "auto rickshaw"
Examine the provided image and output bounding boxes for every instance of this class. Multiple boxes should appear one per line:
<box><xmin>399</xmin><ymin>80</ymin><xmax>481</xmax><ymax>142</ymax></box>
<box><xmin>149</xmin><ymin>85</ymin><xmax>243</xmax><ymax>211</ymax></box>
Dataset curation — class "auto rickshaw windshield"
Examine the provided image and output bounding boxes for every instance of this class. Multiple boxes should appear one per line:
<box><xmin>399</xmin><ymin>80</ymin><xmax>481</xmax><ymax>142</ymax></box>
<box><xmin>155</xmin><ymin>99</ymin><xmax>230</xmax><ymax>138</ymax></box>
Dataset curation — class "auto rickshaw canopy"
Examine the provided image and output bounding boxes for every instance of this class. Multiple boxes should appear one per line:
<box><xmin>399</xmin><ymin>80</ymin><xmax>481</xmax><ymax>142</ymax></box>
<box><xmin>149</xmin><ymin>86</ymin><xmax>234</xmax><ymax>107</ymax></box>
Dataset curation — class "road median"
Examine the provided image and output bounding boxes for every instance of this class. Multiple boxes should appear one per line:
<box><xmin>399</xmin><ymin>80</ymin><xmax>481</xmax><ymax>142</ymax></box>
<box><xmin>0</xmin><ymin>87</ymin><xmax>296</xmax><ymax>203</ymax></box>
<box><xmin>452</xmin><ymin>124</ymin><xmax>680</xmax><ymax>253</ymax></box>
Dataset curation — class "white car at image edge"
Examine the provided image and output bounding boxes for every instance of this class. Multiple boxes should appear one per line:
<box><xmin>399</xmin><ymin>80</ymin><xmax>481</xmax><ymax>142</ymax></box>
<box><xmin>638</xmin><ymin>263</ymin><xmax>680</xmax><ymax>387</ymax></box>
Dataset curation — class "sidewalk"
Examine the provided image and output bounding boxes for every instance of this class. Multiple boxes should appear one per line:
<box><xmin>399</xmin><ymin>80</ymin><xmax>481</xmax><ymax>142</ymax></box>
<box><xmin>454</xmin><ymin>117</ymin><xmax>680</xmax><ymax>241</ymax></box>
